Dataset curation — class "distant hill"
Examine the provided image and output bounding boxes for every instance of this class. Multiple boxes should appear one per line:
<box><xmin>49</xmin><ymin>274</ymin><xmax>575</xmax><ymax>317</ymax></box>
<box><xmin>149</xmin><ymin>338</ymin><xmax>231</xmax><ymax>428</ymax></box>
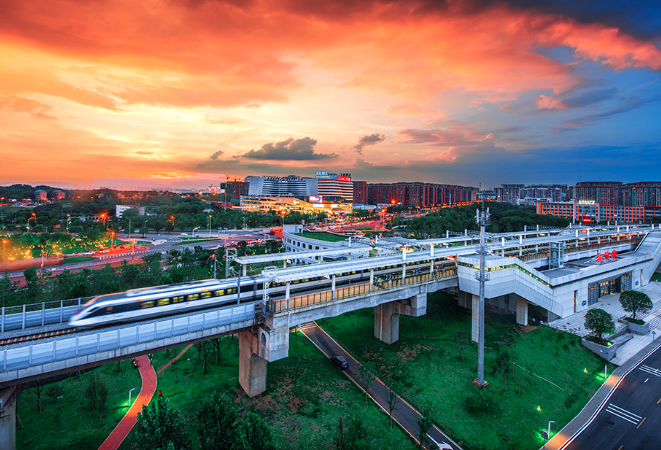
<box><xmin>0</xmin><ymin>184</ymin><xmax>67</xmax><ymax>201</ymax></box>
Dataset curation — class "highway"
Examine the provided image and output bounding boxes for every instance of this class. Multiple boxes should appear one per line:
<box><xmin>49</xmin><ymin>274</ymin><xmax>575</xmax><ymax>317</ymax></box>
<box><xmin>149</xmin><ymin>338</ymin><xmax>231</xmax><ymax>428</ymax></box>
<box><xmin>565</xmin><ymin>345</ymin><xmax>661</xmax><ymax>450</ymax></box>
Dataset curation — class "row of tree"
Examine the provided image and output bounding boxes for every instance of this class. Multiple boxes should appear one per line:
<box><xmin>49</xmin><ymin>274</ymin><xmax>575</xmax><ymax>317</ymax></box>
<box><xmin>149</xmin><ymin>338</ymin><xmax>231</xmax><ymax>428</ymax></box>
<box><xmin>0</xmin><ymin>239</ymin><xmax>283</xmax><ymax>307</ymax></box>
<box><xmin>397</xmin><ymin>202</ymin><xmax>571</xmax><ymax>238</ymax></box>
<box><xmin>133</xmin><ymin>392</ymin><xmax>274</xmax><ymax>450</ymax></box>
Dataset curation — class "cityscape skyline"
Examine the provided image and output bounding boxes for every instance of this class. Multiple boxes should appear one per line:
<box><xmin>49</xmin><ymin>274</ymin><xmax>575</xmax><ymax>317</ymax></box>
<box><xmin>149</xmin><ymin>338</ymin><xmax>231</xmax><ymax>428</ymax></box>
<box><xmin>1</xmin><ymin>1</ymin><xmax>660</xmax><ymax>188</ymax></box>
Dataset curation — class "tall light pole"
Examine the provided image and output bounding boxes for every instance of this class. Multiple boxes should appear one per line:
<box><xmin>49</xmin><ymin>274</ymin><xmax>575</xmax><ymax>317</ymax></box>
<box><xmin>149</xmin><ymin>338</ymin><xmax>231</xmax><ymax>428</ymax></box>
<box><xmin>208</xmin><ymin>215</ymin><xmax>212</xmax><ymax>237</ymax></box>
<box><xmin>66</xmin><ymin>214</ymin><xmax>71</xmax><ymax>232</ymax></box>
<box><xmin>475</xmin><ymin>203</ymin><xmax>490</xmax><ymax>387</ymax></box>
<box><xmin>170</xmin><ymin>216</ymin><xmax>175</xmax><ymax>230</ymax></box>
<box><xmin>128</xmin><ymin>387</ymin><xmax>136</xmax><ymax>408</ymax></box>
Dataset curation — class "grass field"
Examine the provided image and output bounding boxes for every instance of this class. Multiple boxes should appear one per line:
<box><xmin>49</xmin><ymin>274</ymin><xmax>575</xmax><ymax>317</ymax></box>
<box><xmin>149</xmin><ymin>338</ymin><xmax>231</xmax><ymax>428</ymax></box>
<box><xmin>317</xmin><ymin>292</ymin><xmax>614</xmax><ymax>450</ymax></box>
<box><xmin>62</xmin><ymin>256</ymin><xmax>96</xmax><ymax>263</ymax></box>
<box><xmin>19</xmin><ymin>332</ymin><xmax>414</xmax><ymax>450</ymax></box>
<box><xmin>651</xmin><ymin>273</ymin><xmax>661</xmax><ymax>282</ymax></box>
<box><xmin>17</xmin><ymin>360</ymin><xmax>142</xmax><ymax>450</ymax></box>
<box><xmin>295</xmin><ymin>232</ymin><xmax>346</xmax><ymax>243</ymax></box>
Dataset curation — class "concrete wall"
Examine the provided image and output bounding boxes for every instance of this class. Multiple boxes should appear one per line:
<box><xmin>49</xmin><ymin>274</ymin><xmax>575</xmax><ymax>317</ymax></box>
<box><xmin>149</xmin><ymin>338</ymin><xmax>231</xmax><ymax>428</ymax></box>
<box><xmin>581</xmin><ymin>338</ymin><xmax>617</xmax><ymax>361</ymax></box>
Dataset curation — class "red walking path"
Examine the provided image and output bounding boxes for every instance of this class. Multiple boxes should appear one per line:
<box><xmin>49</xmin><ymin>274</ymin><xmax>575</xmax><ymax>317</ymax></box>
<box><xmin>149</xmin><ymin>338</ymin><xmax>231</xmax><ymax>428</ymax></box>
<box><xmin>98</xmin><ymin>356</ymin><xmax>156</xmax><ymax>450</ymax></box>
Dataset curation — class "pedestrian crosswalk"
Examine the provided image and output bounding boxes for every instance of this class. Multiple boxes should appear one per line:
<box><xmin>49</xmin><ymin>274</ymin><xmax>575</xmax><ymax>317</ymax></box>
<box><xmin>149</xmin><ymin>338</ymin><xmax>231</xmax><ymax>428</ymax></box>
<box><xmin>605</xmin><ymin>403</ymin><xmax>642</xmax><ymax>425</ymax></box>
<box><xmin>639</xmin><ymin>364</ymin><xmax>661</xmax><ymax>377</ymax></box>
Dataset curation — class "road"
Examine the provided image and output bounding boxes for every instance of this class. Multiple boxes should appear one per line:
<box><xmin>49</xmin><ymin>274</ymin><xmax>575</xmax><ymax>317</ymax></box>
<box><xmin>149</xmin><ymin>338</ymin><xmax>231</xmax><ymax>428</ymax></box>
<box><xmin>301</xmin><ymin>322</ymin><xmax>461</xmax><ymax>450</ymax></box>
<box><xmin>4</xmin><ymin>229</ymin><xmax>273</xmax><ymax>285</ymax></box>
<box><xmin>564</xmin><ymin>345</ymin><xmax>661</xmax><ymax>450</ymax></box>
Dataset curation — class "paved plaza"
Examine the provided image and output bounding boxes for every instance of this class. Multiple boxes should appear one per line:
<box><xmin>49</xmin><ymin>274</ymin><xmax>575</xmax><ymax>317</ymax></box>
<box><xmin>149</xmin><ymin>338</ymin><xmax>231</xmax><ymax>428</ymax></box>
<box><xmin>549</xmin><ymin>281</ymin><xmax>661</xmax><ymax>365</ymax></box>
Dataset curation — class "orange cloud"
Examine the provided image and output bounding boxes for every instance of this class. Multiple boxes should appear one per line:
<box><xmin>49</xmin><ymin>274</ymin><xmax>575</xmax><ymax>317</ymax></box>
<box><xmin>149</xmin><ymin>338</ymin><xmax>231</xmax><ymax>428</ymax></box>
<box><xmin>0</xmin><ymin>94</ymin><xmax>56</xmax><ymax>119</ymax></box>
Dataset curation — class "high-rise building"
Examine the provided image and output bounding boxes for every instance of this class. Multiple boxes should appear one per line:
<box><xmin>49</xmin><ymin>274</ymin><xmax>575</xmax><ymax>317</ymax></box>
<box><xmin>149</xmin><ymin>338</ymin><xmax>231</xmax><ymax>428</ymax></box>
<box><xmin>315</xmin><ymin>172</ymin><xmax>353</xmax><ymax>202</ymax></box>
<box><xmin>366</xmin><ymin>182</ymin><xmax>477</xmax><ymax>207</ymax></box>
<box><xmin>574</xmin><ymin>181</ymin><xmax>622</xmax><ymax>204</ymax></box>
<box><xmin>49</xmin><ymin>190</ymin><xmax>65</xmax><ymax>201</ymax></box>
<box><xmin>245</xmin><ymin>175</ymin><xmax>317</xmax><ymax>198</ymax></box>
<box><xmin>353</xmin><ymin>181</ymin><xmax>368</xmax><ymax>204</ymax></box>
<box><xmin>34</xmin><ymin>190</ymin><xmax>47</xmax><ymax>202</ymax></box>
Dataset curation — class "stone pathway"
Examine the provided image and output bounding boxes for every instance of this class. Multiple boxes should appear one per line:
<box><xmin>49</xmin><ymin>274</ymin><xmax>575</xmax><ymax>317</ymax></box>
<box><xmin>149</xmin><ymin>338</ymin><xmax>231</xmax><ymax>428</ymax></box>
<box><xmin>549</xmin><ymin>281</ymin><xmax>661</xmax><ymax>365</ymax></box>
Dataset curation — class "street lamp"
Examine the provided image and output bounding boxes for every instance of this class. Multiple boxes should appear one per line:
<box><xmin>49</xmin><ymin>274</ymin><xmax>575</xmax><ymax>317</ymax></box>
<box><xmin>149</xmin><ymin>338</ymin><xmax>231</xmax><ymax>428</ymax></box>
<box><xmin>29</xmin><ymin>212</ymin><xmax>36</xmax><ymax>231</ymax></box>
<box><xmin>143</xmin><ymin>220</ymin><xmax>148</xmax><ymax>238</ymax></box>
<box><xmin>66</xmin><ymin>214</ymin><xmax>71</xmax><ymax>232</ymax></box>
<box><xmin>170</xmin><ymin>216</ymin><xmax>175</xmax><ymax>230</ymax></box>
<box><xmin>128</xmin><ymin>387</ymin><xmax>136</xmax><ymax>408</ymax></box>
<box><xmin>193</xmin><ymin>226</ymin><xmax>200</xmax><ymax>237</ymax></box>
<box><xmin>543</xmin><ymin>420</ymin><xmax>555</xmax><ymax>448</ymax></box>
<box><xmin>208</xmin><ymin>215</ymin><xmax>212</xmax><ymax>237</ymax></box>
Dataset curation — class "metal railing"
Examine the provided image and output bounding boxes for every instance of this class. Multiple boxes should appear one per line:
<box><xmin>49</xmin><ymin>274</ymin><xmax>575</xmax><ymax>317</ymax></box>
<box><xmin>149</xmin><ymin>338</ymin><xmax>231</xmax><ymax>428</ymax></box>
<box><xmin>1</xmin><ymin>303</ymin><xmax>255</xmax><ymax>373</ymax></box>
<box><xmin>1</xmin><ymin>297</ymin><xmax>94</xmax><ymax>333</ymax></box>
<box><xmin>266</xmin><ymin>267</ymin><xmax>457</xmax><ymax>314</ymax></box>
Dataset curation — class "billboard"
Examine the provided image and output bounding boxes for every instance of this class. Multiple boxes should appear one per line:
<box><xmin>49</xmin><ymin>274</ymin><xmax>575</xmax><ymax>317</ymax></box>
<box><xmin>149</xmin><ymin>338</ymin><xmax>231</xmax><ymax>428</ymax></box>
<box><xmin>309</xmin><ymin>195</ymin><xmax>323</xmax><ymax>203</ymax></box>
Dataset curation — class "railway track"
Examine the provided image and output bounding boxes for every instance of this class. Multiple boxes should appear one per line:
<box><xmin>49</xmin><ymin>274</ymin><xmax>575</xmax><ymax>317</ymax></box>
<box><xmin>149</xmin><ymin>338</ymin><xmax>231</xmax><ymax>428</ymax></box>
<box><xmin>0</xmin><ymin>328</ymin><xmax>76</xmax><ymax>347</ymax></box>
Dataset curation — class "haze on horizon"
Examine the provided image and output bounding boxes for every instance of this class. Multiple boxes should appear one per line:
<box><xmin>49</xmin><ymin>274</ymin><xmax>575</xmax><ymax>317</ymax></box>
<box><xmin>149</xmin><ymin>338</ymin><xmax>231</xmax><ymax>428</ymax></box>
<box><xmin>1</xmin><ymin>0</ymin><xmax>660</xmax><ymax>189</ymax></box>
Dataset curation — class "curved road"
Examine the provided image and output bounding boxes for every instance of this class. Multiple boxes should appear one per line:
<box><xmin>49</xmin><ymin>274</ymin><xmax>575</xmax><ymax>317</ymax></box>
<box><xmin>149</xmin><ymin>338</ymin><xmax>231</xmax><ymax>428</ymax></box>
<box><xmin>563</xmin><ymin>344</ymin><xmax>661</xmax><ymax>450</ymax></box>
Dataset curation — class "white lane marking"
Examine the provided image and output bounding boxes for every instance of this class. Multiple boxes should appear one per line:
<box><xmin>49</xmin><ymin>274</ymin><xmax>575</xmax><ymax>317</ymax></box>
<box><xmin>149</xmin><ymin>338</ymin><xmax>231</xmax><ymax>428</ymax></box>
<box><xmin>427</xmin><ymin>434</ymin><xmax>452</xmax><ymax>450</ymax></box>
<box><xmin>605</xmin><ymin>404</ymin><xmax>641</xmax><ymax>424</ymax></box>
<box><xmin>645</xmin><ymin>378</ymin><xmax>649</xmax><ymax>383</ymax></box>
<box><xmin>639</xmin><ymin>365</ymin><xmax>661</xmax><ymax>377</ymax></box>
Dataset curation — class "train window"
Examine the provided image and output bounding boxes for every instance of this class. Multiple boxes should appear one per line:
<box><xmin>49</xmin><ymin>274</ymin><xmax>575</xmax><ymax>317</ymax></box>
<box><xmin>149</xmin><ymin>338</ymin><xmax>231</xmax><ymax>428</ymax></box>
<box><xmin>106</xmin><ymin>306</ymin><xmax>113</xmax><ymax>312</ymax></box>
<box><xmin>302</xmin><ymin>278</ymin><xmax>309</xmax><ymax>282</ymax></box>
<box><xmin>200</xmin><ymin>291</ymin><xmax>212</xmax><ymax>299</ymax></box>
<box><xmin>141</xmin><ymin>301</ymin><xmax>155</xmax><ymax>309</ymax></box>
<box><xmin>188</xmin><ymin>293</ymin><xmax>200</xmax><ymax>301</ymax></box>
<box><xmin>214</xmin><ymin>289</ymin><xmax>225</xmax><ymax>296</ymax></box>
<box><xmin>157</xmin><ymin>298</ymin><xmax>170</xmax><ymax>307</ymax></box>
<box><xmin>227</xmin><ymin>288</ymin><xmax>237</xmax><ymax>294</ymax></box>
<box><xmin>172</xmin><ymin>296</ymin><xmax>184</xmax><ymax>303</ymax></box>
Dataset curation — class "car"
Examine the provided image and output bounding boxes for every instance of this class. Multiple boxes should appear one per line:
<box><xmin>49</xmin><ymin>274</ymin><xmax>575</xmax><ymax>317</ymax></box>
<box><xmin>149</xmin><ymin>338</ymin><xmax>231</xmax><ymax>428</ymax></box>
<box><xmin>180</xmin><ymin>233</ymin><xmax>189</xmax><ymax>236</ymax></box>
<box><xmin>99</xmin><ymin>250</ymin><xmax>110</xmax><ymax>253</ymax></box>
<box><xmin>82</xmin><ymin>251</ymin><xmax>95</xmax><ymax>255</ymax></box>
<box><xmin>330</xmin><ymin>355</ymin><xmax>348</xmax><ymax>370</ymax></box>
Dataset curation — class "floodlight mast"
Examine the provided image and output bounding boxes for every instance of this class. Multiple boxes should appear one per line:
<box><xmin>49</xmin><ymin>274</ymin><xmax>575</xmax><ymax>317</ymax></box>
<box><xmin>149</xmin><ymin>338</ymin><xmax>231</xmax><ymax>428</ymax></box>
<box><xmin>475</xmin><ymin>203</ymin><xmax>490</xmax><ymax>387</ymax></box>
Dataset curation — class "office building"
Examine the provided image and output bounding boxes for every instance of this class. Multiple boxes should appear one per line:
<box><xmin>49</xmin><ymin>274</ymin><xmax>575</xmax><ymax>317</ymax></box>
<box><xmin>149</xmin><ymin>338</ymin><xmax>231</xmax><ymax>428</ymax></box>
<box><xmin>536</xmin><ymin>200</ymin><xmax>661</xmax><ymax>223</ymax></box>
<box><xmin>353</xmin><ymin>181</ymin><xmax>368</xmax><ymax>205</ymax></box>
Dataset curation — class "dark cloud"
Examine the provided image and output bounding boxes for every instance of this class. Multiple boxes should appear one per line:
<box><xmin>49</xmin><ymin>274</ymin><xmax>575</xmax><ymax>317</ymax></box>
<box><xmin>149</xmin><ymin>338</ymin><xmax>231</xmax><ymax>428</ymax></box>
<box><xmin>352</xmin><ymin>133</ymin><xmax>386</xmax><ymax>154</ymax></box>
<box><xmin>557</xmin><ymin>96</ymin><xmax>659</xmax><ymax>127</ymax></box>
<box><xmin>210</xmin><ymin>150</ymin><xmax>224</xmax><ymax>160</ymax></box>
<box><xmin>496</xmin><ymin>126</ymin><xmax>527</xmax><ymax>133</ymax></box>
<box><xmin>243</xmin><ymin>137</ymin><xmax>337</xmax><ymax>160</ymax></box>
<box><xmin>563</xmin><ymin>88</ymin><xmax>617</xmax><ymax>109</ymax></box>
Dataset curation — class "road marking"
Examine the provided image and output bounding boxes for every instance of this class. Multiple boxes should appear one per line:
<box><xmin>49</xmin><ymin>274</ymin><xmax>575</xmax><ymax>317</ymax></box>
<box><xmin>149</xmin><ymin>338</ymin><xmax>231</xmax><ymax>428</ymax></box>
<box><xmin>606</xmin><ymin>404</ymin><xmax>641</xmax><ymax>425</ymax></box>
<box><xmin>639</xmin><ymin>365</ymin><xmax>661</xmax><ymax>377</ymax></box>
<box><xmin>645</xmin><ymin>378</ymin><xmax>649</xmax><ymax>383</ymax></box>
<box><xmin>617</xmin><ymin>446</ymin><xmax>623</xmax><ymax>450</ymax></box>
<box><xmin>426</xmin><ymin>434</ymin><xmax>452</xmax><ymax>450</ymax></box>
<box><xmin>636</xmin><ymin>417</ymin><xmax>646</xmax><ymax>429</ymax></box>
<box><xmin>658</xmin><ymin>398</ymin><xmax>661</xmax><ymax>404</ymax></box>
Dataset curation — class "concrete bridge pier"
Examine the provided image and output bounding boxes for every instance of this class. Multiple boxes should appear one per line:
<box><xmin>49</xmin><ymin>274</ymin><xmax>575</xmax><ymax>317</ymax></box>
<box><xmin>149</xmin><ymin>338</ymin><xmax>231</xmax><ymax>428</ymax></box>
<box><xmin>516</xmin><ymin>297</ymin><xmax>529</xmax><ymax>326</ymax></box>
<box><xmin>239</xmin><ymin>321</ymin><xmax>291</xmax><ymax>398</ymax></box>
<box><xmin>374</xmin><ymin>293</ymin><xmax>427</xmax><ymax>344</ymax></box>
<box><xmin>239</xmin><ymin>329</ymin><xmax>267</xmax><ymax>398</ymax></box>
<box><xmin>0</xmin><ymin>385</ymin><xmax>17</xmax><ymax>450</ymax></box>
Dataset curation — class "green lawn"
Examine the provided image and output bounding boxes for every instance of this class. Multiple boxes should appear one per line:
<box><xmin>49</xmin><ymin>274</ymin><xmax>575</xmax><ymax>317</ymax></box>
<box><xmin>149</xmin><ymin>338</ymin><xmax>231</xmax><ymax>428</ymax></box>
<box><xmin>18</xmin><ymin>331</ymin><xmax>413</xmax><ymax>450</ymax></box>
<box><xmin>651</xmin><ymin>273</ymin><xmax>661</xmax><ymax>282</ymax></box>
<box><xmin>317</xmin><ymin>292</ymin><xmax>614</xmax><ymax>450</ymax></box>
<box><xmin>295</xmin><ymin>232</ymin><xmax>346</xmax><ymax>242</ymax></box>
<box><xmin>17</xmin><ymin>360</ymin><xmax>142</xmax><ymax>450</ymax></box>
<box><xmin>62</xmin><ymin>256</ymin><xmax>96</xmax><ymax>263</ymax></box>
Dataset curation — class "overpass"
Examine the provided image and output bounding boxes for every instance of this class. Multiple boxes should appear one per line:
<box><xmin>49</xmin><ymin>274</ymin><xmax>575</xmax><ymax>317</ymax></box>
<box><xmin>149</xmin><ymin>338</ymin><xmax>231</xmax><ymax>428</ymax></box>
<box><xmin>1</xmin><ymin>224</ymin><xmax>660</xmax><ymax>448</ymax></box>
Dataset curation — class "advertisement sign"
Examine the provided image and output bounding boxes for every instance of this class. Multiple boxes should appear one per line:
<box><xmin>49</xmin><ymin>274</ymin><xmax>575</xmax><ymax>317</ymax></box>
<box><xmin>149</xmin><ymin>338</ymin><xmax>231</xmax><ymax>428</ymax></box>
<box><xmin>308</xmin><ymin>195</ymin><xmax>323</xmax><ymax>203</ymax></box>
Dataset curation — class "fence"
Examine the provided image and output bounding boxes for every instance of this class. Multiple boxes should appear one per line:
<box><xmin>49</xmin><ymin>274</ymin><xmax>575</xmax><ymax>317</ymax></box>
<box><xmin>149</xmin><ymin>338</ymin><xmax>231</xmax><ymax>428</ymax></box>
<box><xmin>266</xmin><ymin>266</ymin><xmax>457</xmax><ymax>314</ymax></box>
<box><xmin>1</xmin><ymin>303</ymin><xmax>255</xmax><ymax>373</ymax></box>
<box><xmin>1</xmin><ymin>297</ymin><xmax>94</xmax><ymax>333</ymax></box>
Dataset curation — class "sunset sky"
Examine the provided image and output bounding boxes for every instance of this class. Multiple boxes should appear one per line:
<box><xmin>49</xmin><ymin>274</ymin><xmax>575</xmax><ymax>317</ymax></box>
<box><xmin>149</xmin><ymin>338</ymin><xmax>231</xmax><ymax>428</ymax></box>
<box><xmin>1</xmin><ymin>0</ymin><xmax>660</xmax><ymax>189</ymax></box>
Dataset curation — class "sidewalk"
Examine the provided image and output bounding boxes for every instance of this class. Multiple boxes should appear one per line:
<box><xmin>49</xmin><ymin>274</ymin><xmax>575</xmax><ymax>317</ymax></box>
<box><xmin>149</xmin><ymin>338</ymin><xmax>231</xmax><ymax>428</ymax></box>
<box><xmin>543</xmin><ymin>338</ymin><xmax>661</xmax><ymax>450</ymax></box>
<box><xmin>98</xmin><ymin>356</ymin><xmax>157</xmax><ymax>450</ymax></box>
<box><xmin>549</xmin><ymin>281</ymin><xmax>661</xmax><ymax>365</ymax></box>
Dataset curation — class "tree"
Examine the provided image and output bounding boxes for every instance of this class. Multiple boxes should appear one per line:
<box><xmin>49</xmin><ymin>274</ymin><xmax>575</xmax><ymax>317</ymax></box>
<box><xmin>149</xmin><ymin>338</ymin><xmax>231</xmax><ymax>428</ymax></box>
<box><xmin>584</xmin><ymin>308</ymin><xmax>615</xmax><ymax>343</ymax></box>
<box><xmin>416</xmin><ymin>403</ymin><xmax>434</xmax><ymax>450</ymax></box>
<box><xmin>26</xmin><ymin>379</ymin><xmax>47</xmax><ymax>412</ymax></box>
<box><xmin>357</xmin><ymin>362</ymin><xmax>376</xmax><ymax>405</ymax></box>
<box><xmin>238</xmin><ymin>411</ymin><xmax>275</xmax><ymax>450</ymax></box>
<box><xmin>385</xmin><ymin>381</ymin><xmax>401</xmax><ymax>431</ymax></box>
<box><xmin>337</xmin><ymin>415</ymin><xmax>370</xmax><ymax>450</ymax></box>
<box><xmin>619</xmin><ymin>290</ymin><xmax>653</xmax><ymax>321</ymax></box>
<box><xmin>197</xmin><ymin>392</ymin><xmax>240</xmax><ymax>450</ymax></box>
<box><xmin>454</xmin><ymin>330</ymin><xmax>469</xmax><ymax>362</ymax></box>
<box><xmin>194</xmin><ymin>341</ymin><xmax>211</xmax><ymax>374</ymax></box>
<box><xmin>134</xmin><ymin>396</ymin><xmax>190</xmax><ymax>450</ymax></box>
<box><xmin>45</xmin><ymin>384</ymin><xmax>64</xmax><ymax>405</ymax></box>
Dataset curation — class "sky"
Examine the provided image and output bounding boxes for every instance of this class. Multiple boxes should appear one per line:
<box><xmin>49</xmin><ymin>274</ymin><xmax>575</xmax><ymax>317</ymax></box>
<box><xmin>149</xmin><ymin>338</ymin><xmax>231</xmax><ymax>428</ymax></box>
<box><xmin>1</xmin><ymin>0</ymin><xmax>660</xmax><ymax>190</ymax></box>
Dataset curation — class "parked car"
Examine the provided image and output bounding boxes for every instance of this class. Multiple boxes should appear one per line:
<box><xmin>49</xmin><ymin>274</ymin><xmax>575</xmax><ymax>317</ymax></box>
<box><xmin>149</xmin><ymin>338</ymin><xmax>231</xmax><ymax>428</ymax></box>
<box><xmin>82</xmin><ymin>251</ymin><xmax>95</xmax><ymax>255</ymax></box>
<box><xmin>99</xmin><ymin>250</ymin><xmax>110</xmax><ymax>253</ymax></box>
<box><xmin>330</xmin><ymin>355</ymin><xmax>348</xmax><ymax>370</ymax></box>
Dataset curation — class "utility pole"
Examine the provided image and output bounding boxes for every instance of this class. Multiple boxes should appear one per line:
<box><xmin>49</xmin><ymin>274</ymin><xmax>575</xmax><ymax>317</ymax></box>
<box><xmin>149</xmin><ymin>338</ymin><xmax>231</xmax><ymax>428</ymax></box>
<box><xmin>128</xmin><ymin>218</ymin><xmax>131</xmax><ymax>239</ymax></box>
<box><xmin>475</xmin><ymin>202</ymin><xmax>490</xmax><ymax>387</ymax></box>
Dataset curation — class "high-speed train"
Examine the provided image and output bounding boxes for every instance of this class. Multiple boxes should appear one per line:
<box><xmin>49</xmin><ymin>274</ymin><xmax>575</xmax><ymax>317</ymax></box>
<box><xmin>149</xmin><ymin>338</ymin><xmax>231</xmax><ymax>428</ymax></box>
<box><xmin>69</xmin><ymin>259</ymin><xmax>453</xmax><ymax>328</ymax></box>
